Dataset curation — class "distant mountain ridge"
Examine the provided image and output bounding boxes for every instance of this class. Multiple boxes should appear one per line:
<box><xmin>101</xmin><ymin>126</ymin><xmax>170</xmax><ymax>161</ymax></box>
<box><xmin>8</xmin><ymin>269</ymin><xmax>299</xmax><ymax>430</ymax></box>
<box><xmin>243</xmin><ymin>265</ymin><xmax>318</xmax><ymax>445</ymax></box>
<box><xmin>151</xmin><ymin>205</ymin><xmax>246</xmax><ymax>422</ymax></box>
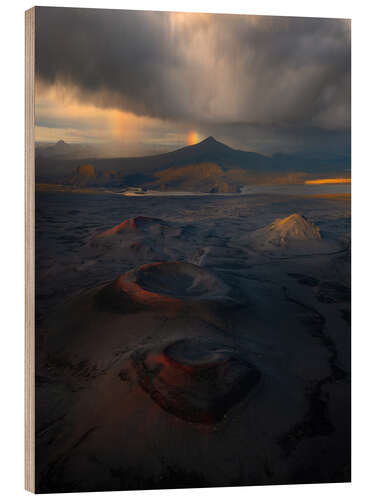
<box><xmin>36</xmin><ymin>140</ymin><xmax>99</xmax><ymax>160</ymax></box>
<box><xmin>84</xmin><ymin>136</ymin><xmax>274</xmax><ymax>176</ymax></box>
<box><xmin>36</xmin><ymin>137</ymin><xmax>351</xmax><ymax>191</ymax></box>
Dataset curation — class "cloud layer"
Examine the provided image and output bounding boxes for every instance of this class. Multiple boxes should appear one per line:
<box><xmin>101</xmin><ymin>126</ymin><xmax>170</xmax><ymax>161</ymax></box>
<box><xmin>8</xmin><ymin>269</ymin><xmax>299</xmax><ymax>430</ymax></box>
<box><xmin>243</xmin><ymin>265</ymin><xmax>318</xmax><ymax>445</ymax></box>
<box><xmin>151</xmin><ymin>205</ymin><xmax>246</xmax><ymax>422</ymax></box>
<box><xmin>35</xmin><ymin>7</ymin><xmax>350</xmax><ymax>153</ymax></box>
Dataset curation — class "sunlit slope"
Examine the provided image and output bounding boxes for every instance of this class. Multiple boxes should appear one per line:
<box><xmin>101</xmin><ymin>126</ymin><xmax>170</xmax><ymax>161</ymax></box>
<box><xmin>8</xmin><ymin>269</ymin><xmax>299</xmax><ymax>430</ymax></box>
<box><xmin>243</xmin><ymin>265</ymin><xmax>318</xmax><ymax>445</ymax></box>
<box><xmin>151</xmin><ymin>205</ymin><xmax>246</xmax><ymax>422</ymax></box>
<box><xmin>36</xmin><ymin>136</ymin><xmax>351</xmax><ymax>189</ymax></box>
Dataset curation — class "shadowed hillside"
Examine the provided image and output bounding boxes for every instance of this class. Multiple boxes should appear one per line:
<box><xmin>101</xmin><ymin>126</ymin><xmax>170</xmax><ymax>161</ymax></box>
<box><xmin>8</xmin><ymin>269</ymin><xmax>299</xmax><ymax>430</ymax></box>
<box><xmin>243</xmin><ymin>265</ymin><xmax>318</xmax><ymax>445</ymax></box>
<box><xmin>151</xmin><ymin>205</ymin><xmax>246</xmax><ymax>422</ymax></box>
<box><xmin>36</xmin><ymin>137</ymin><xmax>350</xmax><ymax>191</ymax></box>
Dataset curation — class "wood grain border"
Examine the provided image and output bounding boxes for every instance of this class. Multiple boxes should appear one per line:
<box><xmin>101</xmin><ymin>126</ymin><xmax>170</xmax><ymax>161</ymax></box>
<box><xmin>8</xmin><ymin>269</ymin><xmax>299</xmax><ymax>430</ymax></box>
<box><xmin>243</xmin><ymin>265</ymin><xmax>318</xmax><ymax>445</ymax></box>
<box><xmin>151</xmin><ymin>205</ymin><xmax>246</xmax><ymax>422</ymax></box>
<box><xmin>25</xmin><ymin>6</ymin><xmax>35</xmax><ymax>493</ymax></box>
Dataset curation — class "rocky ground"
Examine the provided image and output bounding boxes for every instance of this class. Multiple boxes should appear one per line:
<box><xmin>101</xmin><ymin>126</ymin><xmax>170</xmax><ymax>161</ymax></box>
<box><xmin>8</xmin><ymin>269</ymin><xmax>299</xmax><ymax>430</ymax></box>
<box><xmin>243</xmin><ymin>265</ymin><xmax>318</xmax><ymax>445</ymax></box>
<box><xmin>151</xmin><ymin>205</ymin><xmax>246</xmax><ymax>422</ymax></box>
<box><xmin>35</xmin><ymin>191</ymin><xmax>351</xmax><ymax>492</ymax></box>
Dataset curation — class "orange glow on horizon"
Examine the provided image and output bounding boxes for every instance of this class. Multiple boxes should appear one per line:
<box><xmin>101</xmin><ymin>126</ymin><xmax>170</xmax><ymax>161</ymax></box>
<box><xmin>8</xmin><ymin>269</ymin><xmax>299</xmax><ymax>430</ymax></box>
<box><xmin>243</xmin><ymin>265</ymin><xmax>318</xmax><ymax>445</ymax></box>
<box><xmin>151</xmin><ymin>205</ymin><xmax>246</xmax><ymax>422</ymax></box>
<box><xmin>305</xmin><ymin>178</ymin><xmax>351</xmax><ymax>185</ymax></box>
<box><xmin>188</xmin><ymin>130</ymin><xmax>199</xmax><ymax>145</ymax></box>
<box><xmin>35</xmin><ymin>80</ymin><xmax>166</xmax><ymax>145</ymax></box>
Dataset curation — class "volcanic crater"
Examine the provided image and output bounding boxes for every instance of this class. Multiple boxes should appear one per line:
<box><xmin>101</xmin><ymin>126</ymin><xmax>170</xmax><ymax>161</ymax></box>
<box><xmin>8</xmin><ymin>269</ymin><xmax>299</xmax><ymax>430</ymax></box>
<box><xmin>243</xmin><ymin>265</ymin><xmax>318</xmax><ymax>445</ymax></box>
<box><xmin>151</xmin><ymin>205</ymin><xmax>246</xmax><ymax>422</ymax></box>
<box><xmin>132</xmin><ymin>337</ymin><xmax>262</xmax><ymax>424</ymax></box>
<box><xmin>97</xmin><ymin>261</ymin><xmax>233</xmax><ymax>313</ymax></box>
<box><xmin>97</xmin><ymin>216</ymin><xmax>168</xmax><ymax>237</ymax></box>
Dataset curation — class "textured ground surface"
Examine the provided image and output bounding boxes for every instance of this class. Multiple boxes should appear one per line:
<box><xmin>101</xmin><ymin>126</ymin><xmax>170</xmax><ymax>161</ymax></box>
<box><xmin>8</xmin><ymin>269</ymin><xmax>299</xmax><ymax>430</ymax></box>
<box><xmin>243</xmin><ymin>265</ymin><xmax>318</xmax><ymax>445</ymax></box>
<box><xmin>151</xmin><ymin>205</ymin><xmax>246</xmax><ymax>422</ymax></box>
<box><xmin>35</xmin><ymin>191</ymin><xmax>351</xmax><ymax>492</ymax></box>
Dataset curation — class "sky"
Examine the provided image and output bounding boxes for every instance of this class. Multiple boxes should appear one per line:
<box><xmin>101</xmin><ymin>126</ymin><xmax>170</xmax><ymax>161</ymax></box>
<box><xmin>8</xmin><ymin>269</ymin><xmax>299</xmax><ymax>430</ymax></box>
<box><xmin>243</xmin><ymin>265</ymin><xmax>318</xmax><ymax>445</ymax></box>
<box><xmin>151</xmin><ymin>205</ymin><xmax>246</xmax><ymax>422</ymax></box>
<box><xmin>35</xmin><ymin>7</ymin><xmax>351</xmax><ymax>157</ymax></box>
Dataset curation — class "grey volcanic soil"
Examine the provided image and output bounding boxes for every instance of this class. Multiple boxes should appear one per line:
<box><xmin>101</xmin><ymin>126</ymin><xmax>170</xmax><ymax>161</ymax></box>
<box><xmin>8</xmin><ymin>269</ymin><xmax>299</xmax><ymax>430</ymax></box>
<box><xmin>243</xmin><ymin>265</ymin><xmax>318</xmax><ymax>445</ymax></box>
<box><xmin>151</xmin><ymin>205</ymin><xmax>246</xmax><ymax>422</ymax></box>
<box><xmin>35</xmin><ymin>191</ymin><xmax>351</xmax><ymax>492</ymax></box>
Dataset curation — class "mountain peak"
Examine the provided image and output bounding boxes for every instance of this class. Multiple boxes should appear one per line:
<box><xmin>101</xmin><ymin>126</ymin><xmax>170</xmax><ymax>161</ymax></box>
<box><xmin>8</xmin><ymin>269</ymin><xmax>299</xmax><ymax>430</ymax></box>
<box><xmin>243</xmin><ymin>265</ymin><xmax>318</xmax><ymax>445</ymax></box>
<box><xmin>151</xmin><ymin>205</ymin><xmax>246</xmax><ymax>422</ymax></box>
<box><xmin>200</xmin><ymin>136</ymin><xmax>218</xmax><ymax>144</ymax></box>
<box><xmin>191</xmin><ymin>136</ymin><xmax>233</xmax><ymax>152</ymax></box>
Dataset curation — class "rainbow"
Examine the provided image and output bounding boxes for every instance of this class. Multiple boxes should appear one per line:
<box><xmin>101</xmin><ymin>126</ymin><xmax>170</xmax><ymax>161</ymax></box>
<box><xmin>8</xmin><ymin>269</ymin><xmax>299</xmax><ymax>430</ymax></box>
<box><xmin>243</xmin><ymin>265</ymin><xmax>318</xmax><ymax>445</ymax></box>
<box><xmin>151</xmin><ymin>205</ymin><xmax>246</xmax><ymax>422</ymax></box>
<box><xmin>188</xmin><ymin>130</ymin><xmax>199</xmax><ymax>145</ymax></box>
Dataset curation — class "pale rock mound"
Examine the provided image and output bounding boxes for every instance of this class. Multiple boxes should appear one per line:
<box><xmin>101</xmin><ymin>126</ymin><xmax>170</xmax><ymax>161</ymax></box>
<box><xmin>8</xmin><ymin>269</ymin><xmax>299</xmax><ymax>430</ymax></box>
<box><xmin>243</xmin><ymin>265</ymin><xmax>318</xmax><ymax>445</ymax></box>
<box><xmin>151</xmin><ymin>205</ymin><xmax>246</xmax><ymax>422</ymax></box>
<box><xmin>248</xmin><ymin>214</ymin><xmax>331</xmax><ymax>256</ymax></box>
<box><xmin>255</xmin><ymin>214</ymin><xmax>321</xmax><ymax>246</ymax></box>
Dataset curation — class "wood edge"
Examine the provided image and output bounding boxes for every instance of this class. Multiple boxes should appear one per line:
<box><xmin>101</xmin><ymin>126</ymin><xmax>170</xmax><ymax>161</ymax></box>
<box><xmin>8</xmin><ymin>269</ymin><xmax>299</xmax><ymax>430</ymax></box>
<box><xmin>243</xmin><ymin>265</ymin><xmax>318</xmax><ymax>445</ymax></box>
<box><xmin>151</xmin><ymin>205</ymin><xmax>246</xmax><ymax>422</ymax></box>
<box><xmin>25</xmin><ymin>6</ymin><xmax>35</xmax><ymax>494</ymax></box>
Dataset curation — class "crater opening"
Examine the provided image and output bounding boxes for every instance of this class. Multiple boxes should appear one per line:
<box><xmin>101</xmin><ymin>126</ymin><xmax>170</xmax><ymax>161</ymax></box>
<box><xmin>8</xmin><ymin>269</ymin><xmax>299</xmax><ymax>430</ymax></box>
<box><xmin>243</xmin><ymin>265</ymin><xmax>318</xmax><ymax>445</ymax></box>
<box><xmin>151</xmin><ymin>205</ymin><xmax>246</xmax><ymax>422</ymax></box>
<box><xmin>95</xmin><ymin>262</ymin><xmax>235</xmax><ymax>314</ymax></box>
<box><xmin>132</xmin><ymin>338</ymin><xmax>261</xmax><ymax>424</ymax></box>
<box><xmin>134</xmin><ymin>262</ymin><xmax>223</xmax><ymax>298</ymax></box>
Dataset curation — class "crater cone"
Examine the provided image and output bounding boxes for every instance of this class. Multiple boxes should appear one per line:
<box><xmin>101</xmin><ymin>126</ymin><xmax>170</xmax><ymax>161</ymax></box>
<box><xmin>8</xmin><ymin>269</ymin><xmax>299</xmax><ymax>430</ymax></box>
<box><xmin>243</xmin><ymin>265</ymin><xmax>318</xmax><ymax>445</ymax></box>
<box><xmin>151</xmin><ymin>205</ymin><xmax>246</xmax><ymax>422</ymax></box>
<box><xmin>96</xmin><ymin>216</ymin><xmax>167</xmax><ymax>238</ymax></box>
<box><xmin>132</xmin><ymin>338</ymin><xmax>261</xmax><ymax>424</ymax></box>
<box><xmin>253</xmin><ymin>213</ymin><xmax>321</xmax><ymax>247</ymax></box>
<box><xmin>244</xmin><ymin>212</ymin><xmax>341</xmax><ymax>256</ymax></box>
<box><xmin>96</xmin><ymin>262</ymin><xmax>232</xmax><ymax>313</ymax></box>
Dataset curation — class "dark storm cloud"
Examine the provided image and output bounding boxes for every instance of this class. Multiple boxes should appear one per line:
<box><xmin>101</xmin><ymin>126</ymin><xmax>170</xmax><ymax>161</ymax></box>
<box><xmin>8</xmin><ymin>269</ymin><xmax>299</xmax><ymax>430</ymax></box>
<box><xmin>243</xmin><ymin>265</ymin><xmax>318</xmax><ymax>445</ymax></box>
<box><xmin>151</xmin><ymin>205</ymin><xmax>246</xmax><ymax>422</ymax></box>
<box><xmin>35</xmin><ymin>7</ymin><xmax>350</xmax><ymax>151</ymax></box>
<box><xmin>36</xmin><ymin>8</ymin><xmax>183</xmax><ymax>119</ymax></box>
